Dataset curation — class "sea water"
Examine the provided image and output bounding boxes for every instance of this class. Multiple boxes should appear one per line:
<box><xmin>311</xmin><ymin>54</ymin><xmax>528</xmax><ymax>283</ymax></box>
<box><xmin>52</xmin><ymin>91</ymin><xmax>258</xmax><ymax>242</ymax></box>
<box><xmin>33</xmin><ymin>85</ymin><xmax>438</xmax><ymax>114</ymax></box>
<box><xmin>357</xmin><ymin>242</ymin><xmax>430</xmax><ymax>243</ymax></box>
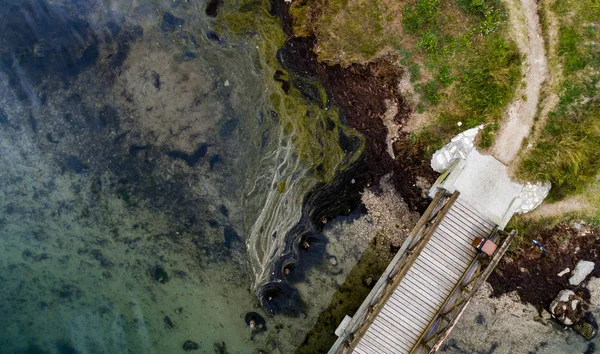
<box><xmin>0</xmin><ymin>0</ymin><xmax>371</xmax><ymax>353</ymax></box>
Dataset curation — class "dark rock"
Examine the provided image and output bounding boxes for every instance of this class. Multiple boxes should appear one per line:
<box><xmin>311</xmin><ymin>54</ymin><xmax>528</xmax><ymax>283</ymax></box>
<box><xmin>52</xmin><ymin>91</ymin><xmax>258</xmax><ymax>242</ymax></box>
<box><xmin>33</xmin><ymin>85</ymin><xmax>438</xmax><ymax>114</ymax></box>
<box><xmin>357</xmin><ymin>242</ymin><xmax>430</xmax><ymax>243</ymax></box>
<box><xmin>65</xmin><ymin>156</ymin><xmax>88</xmax><ymax>174</ymax></box>
<box><xmin>29</xmin><ymin>112</ymin><xmax>38</xmax><ymax>132</ymax></box>
<box><xmin>167</xmin><ymin>143</ymin><xmax>210</xmax><ymax>167</ymax></box>
<box><xmin>164</xmin><ymin>315</ymin><xmax>175</xmax><ymax>329</ymax></box>
<box><xmin>151</xmin><ymin>71</ymin><xmax>161</xmax><ymax>89</ymax></box>
<box><xmin>213</xmin><ymin>341</ymin><xmax>227</xmax><ymax>354</ymax></box>
<box><xmin>205</xmin><ymin>0</ymin><xmax>222</xmax><ymax>17</ymax></box>
<box><xmin>223</xmin><ymin>226</ymin><xmax>241</xmax><ymax>249</ymax></box>
<box><xmin>573</xmin><ymin>321</ymin><xmax>597</xmax><ymax>340</ymax></box>
<box><xmin>161</xmin><ymin>12</ymin><xmax>185</xmax><ymax>32</ymax></box>
<box><xmin>129</xmin><ymin>145</ymin><xmax>148</xmax><ymax>156</ymax></box>
<box><xmin>0</xmin><ymin>108</ymin><xmax>9</xmax><ymax>125</ymax></box>
<box><xmin>183</xmin><ymin>52</ymin><xmax>197</xmax><ymax>61</ymax></box>
<box><xmin>219</xmin><ymin>205</ymin><xmax>229</xmax><ymax>217</ymax></box>
<box><xmin>151</xmin><ymin>266</ymin><xmax>169</xmax><ymax>284</ymax></box>
<box><xmin>46</xmin><ymin>133</ymin><xmax>59</xmax><ymax>144</ymax></box>
<box><xmin>182</xmin><ymin>340</ymin><xmax>199</xmax><ymax>351</ymax></box>
<box><xmin>207</xmin><ymin>31</ymin><xmax>221</xmax><ymax>43</ymax></box>
<box><xmin>209</xmin><ymin>154</ymin><xmax>221</xmax><ymax>169</ymax></box>
<box><xmin>244</xmin><ymin>312</ymin><xmax>267</xmax><ymax>331</ymax></box>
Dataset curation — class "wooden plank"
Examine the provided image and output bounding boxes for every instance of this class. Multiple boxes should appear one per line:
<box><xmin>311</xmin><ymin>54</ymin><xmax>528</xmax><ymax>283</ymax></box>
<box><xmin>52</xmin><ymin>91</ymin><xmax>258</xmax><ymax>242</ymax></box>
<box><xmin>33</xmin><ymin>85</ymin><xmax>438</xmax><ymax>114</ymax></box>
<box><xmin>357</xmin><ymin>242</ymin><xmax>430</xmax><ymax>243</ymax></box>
<box><xmin>433</xmin><ymin>226</ymin><xmax>478</xmax><ymax>259</ymax></box>
<box><xmin>376</xmin><ymin>309</ymin><xmax>423</xmax><ymax>339</ymax></box>
<box><xmin>422</xmin><ymin>239</ymin><xmax>471</xmax><ymax>271</ymax></box>
<box><xmin>369</xmin><ymin>318</ymin><xmax>415</xmax><ymax>350</ymax></box>
<box><xmin>427</xmin><ymin>234</ymin><xmax>473</xmax><ymax>266</ymax></box>
<box><xmin>379</xmin><ymin>303</ymin><xmax>429</xmax><ymax>334</ymax></box>
<box><xmin>437</xmin><ymin>221</ymin><xmax>482</xmax><ymax>248</ymax></box>
<box><xmin>361</xmin><ymin>328</ymin><xmax>401</xmax><ymax>354</ymax></box>
<box><xmin>454</xmin><ymin>198</ymin><xmax>496</xmax><ymax>228</ymax></box>
<box><xmin>394</xmin><ymin>281</ymin><xmax>443</xmax><ymax>314</ymax></box>
<box><xmin>437</xmin><ymin>219</ymin><xmax>478</xmax><ymax>244</ymax></box>
<box><xmin>451</xmin><ymin>204</ymin><xmax>496</xmax><ymax>234</ymax></box>
<box><xmin>411</xmin><ymin>261</ymin><xmax>455</xmax><ymax>292</ymax></box>
<box><xmin>387</xmin><ymin>292</ymin><xmax>436</xmax><ymax>321</ymax></box>
<box><xmin>445</xmin><ymin>209</ymin><xmax>493</xmax><ymax>237</ymax></box>
<box><xmin>417</xmin><ymin>251</ymin><xmax>463</xmax><ymax>280</ymax></box>
<box><xmin>347</xmin><ymin>191</ymin><xmax>460</xmax><ymax>353</ymax></box>
<box><xmin>398</xmin><ymin>273</ymin><xmax>446</xmax><ymax>305</ymax></box>
<box><xmin>360</xmin><ymin>329</ymin><xmax>400</xmax><ymax>354</ymax></box>
<box><xmin>403</xmin><ymin>270</ymin><xmax>451</xmax><ymax>300</ymax></box>
<box><xmin>443</xmin><ymin>211</ymin><xmax>490</xmax><ymax>239</ymax></box>
<box><xmin>409</xmin><ymin>262</ymin><xmax>454</xmax><ymax>293</ymax></box>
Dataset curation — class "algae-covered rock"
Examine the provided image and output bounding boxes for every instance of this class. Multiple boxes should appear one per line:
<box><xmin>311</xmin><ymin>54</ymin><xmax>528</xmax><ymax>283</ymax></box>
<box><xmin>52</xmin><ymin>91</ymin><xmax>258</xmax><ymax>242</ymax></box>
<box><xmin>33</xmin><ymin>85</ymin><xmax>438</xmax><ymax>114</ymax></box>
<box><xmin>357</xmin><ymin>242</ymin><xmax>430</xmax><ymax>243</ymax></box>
<box><xmin>572</xmin><ymin>321</ymin><xmax>596</xmax><ymax>340</ymax></box>
<box><xmin>549</xmin><ymin>290</ymin><xmax>586</xmax><ymax>325</ymax></box>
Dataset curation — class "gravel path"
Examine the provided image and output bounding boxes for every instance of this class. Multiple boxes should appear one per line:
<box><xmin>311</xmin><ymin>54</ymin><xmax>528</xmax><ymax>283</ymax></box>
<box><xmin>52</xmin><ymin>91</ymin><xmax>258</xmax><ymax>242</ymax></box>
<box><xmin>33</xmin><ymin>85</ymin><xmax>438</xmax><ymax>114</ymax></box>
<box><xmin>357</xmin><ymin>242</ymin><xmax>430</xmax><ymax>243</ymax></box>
<box><xmin>492</xmin><ymin>0</ymin><xmax>548</xmax><ymax>165</ymax></box>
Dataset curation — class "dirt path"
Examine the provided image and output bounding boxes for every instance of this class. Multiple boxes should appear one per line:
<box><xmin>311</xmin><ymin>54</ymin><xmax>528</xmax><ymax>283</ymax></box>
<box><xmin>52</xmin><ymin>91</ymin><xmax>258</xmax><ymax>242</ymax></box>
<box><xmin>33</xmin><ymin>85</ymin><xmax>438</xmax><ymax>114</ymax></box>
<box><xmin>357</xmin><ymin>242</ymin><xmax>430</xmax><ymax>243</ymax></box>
<box><xmin>491</xmin><ymin>0</ymin><xmax>547</xmax><ymax>165</ymax></box>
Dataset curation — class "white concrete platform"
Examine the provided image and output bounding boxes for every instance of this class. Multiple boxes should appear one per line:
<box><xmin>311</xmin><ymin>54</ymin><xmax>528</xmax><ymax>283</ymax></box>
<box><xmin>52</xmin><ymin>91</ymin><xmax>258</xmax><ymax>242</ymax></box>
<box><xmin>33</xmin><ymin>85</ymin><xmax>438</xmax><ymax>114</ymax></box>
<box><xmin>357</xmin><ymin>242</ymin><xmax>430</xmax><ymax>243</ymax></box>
<box><xmin>429</xmin><ymin>150</ymin><xmax>523</xmax><ymax>228</ymax></box>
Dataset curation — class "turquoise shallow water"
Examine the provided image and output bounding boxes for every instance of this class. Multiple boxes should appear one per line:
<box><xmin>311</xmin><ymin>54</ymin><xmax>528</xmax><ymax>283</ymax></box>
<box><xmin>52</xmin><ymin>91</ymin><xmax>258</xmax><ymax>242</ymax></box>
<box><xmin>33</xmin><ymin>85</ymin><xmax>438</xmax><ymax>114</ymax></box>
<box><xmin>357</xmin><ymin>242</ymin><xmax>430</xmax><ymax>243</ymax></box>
<box><xmin>0</xmin><ymin>0</ymin><xmax>370</xmax><ymax>353</ymax></box>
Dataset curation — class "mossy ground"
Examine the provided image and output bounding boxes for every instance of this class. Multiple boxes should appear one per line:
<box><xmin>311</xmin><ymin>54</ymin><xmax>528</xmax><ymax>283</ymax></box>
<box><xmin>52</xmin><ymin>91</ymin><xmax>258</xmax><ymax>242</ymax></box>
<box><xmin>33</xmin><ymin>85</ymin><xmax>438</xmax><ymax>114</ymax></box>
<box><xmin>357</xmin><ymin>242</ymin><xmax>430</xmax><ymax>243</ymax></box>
<box><xmin>517</xmin><ymin>0</ymin><xmax>600</xmax><ymax>201</ymax></box>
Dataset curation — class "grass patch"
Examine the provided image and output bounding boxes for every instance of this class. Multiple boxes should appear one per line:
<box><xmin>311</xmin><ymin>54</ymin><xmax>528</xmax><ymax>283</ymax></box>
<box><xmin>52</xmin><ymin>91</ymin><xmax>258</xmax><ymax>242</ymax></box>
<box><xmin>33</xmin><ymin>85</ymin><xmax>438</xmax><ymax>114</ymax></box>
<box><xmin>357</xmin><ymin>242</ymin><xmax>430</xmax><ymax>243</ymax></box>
<box><xmin>291</xmin><ymin>0</ymin><xmax>521</xmax><ymax>157</ymax></box>
<box><xmin>517</xmin><ymin>0</ymin><xmax>600</xmax><ymax>200</ymax></box>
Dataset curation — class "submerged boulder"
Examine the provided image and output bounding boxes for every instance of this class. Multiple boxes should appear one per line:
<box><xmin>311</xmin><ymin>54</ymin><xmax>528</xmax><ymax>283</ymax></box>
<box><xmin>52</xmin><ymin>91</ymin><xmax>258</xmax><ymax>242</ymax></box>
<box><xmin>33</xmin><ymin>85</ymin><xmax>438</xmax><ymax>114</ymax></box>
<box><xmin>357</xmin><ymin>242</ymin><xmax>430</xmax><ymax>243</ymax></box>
<box><xmin>573</xmin><ymin>321</ymin><xmax>596</xmax><ymax>340</ymax></box>
<box><xmin>549</xmin><ymin>290</ymin><xmax>587</xmax><ymax>325</ymax></box>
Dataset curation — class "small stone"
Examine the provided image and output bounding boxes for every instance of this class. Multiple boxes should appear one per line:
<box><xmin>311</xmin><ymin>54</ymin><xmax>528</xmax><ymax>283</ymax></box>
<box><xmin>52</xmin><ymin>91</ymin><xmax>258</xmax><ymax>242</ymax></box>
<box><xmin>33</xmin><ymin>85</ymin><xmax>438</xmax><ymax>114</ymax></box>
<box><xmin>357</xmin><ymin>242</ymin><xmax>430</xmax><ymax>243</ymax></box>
<box><xmin>363</xmin><ymin>275</ymin><xmax>374</xmax><ymax>287</ymax></box>
<box><xmin>329</xmin><ymin>256</ymin><xmax>338</xmax><ymax>266</ymax></box>
<box><xmin>573</xmin><ymin>321</ymin><xmax>596</xmax><ymax>340</ymax></box>
<box><xmin>558</xmin><ymin>268</ymin><xmax>570</xmax><ymax>277</ymax></box>
<box><xmin>182</xmin><ymin>340</ymin><xmax>199</xmax><ymax>351</ymax></box>
<box><xmin>569</xmin><ymin>260</ymin><xmax>595</xmax><ymax>286</ymax></box>
<box><xmin>224</xmin><ymin>80</ymin><xmax>230</xmax><ymax>87</ymax></box>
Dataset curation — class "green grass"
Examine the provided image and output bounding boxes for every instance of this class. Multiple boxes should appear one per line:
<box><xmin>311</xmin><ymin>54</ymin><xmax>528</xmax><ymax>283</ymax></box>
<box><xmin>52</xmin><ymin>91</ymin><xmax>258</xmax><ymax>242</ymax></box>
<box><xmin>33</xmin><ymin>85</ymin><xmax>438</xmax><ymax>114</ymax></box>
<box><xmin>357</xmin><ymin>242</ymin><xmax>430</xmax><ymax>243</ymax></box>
<box><xmin>401</xmin><ymin>0</ymin><xmax>521</xmax><ymax>158</ymax></box>
<box><xmin>517</xmin><ymin>0</ymin><xmax>600</xmax><ymax>200</ymax></box>
<box><xmin>290</xmin><ymin>0</ymin><xmax>521</xmax><ymax>158</ymax></box>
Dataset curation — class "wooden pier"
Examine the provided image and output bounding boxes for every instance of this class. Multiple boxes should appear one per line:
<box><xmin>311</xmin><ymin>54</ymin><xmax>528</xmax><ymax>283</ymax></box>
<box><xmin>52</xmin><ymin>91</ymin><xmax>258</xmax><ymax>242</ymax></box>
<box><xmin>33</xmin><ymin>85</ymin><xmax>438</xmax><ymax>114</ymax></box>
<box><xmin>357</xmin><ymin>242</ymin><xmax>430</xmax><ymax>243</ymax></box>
<box><xmin>329</xmin><ymin>189</ymin><xmax>517</xmax><ymax>354</ymax></box>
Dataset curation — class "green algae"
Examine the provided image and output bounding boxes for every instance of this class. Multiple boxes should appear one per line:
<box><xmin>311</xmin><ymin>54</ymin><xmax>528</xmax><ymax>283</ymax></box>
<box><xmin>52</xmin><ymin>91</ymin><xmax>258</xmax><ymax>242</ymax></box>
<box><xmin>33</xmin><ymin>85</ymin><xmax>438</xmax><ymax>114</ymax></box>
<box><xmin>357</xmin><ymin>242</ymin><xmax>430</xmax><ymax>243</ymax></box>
<box><xmin>216</xmin><ymin>0</ymin><xmax>363</xmax><ymax>183</ymax></box>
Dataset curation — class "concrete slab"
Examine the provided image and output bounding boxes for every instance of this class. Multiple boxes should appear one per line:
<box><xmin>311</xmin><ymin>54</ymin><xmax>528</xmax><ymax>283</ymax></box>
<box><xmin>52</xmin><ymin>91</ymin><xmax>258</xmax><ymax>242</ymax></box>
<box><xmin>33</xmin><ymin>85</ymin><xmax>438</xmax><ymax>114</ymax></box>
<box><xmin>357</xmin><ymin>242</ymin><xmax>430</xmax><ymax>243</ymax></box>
<box><xmin>452</xmin><ymin>151</ymin><xmax>522</xmax><ymax>220</ymax></box>
<box><xmin>430</xmin><ymin>149</ymin><xmax>524</xmax><ymax>228</ymax></box>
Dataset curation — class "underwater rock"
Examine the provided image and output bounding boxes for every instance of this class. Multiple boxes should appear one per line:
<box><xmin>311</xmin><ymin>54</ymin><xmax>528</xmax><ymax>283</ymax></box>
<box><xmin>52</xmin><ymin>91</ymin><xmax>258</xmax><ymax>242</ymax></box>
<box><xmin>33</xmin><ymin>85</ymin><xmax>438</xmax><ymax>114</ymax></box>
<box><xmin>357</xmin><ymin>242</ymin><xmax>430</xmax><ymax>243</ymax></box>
<box><xmin>257</xmin><ymin>281</ymin><xmax>305</xmax><ymax>317</ymax></box>
<box><xmin>205</xmin><ymin>0</ymin><xmax>222</xmax><ymax>17</ymax></box>
<box><xmin>0</xmin><ymin>108</ymin><xmax>10</xmax><ymax>125</ymax></box>
<box><xmin>245</xmin><ymin>312</ymin><xmax>267</xmax><ymax>331</ymax></box>
<box><xmin>65</xmin><ymin>156</ymin><xmax>89</xmax><ymax>174</ymax></box>
<box><xmin>151</xmin><ymin>266</ymin><xmax>169</xmax><ymax>284</ymax></box>
<box><xmin>182</xmin><ymin>340</ymin><xmax>199</xmax><ymax>351</ymax></box>
<box><xmin>573</xmin><ymin>321</ymin><xmax>596</xmax><ymax>340</ymax></box>
<box><xmin>223</xmin><ymin>226</ymin><xmax>241</xmax><ymax>249</ymax></box>
<box><xmin>164</xmin><ymin>315</ymin><xmax>175</xmax><ymax>329</ymax></box>
<box><xmin>182</xmin><ymin>52</ymin><xmax>197</xmax><ymax>61</ymax></box>
<box><xmin>207</xmin><ymin>31</ymin><xmax>222</xmax><ymax>43</ymax></box>
<box><xmin>213</xmin><ymin>341</ymin><xmax>227</xmax><ymax>354</ymax></box>
<box><xmin>161</xmin><ymin>12</ymin><xmax>185</xmax><ymax>32</ymax></box>
<box><xmin>167</xmin><ymin>143</ymin><xmax>210</xmax><ymax>167</ymax></box>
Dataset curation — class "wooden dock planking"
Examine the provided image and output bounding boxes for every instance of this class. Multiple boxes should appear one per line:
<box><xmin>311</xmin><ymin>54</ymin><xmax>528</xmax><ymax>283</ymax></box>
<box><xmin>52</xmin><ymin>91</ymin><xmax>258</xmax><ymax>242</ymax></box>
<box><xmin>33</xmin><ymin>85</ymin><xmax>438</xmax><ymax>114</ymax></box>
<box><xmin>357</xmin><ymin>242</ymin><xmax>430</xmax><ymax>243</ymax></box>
<box><xmin>349</xmin><ymin>193</ymin><xmax>496</xmax><ymax>354</ymax></box>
